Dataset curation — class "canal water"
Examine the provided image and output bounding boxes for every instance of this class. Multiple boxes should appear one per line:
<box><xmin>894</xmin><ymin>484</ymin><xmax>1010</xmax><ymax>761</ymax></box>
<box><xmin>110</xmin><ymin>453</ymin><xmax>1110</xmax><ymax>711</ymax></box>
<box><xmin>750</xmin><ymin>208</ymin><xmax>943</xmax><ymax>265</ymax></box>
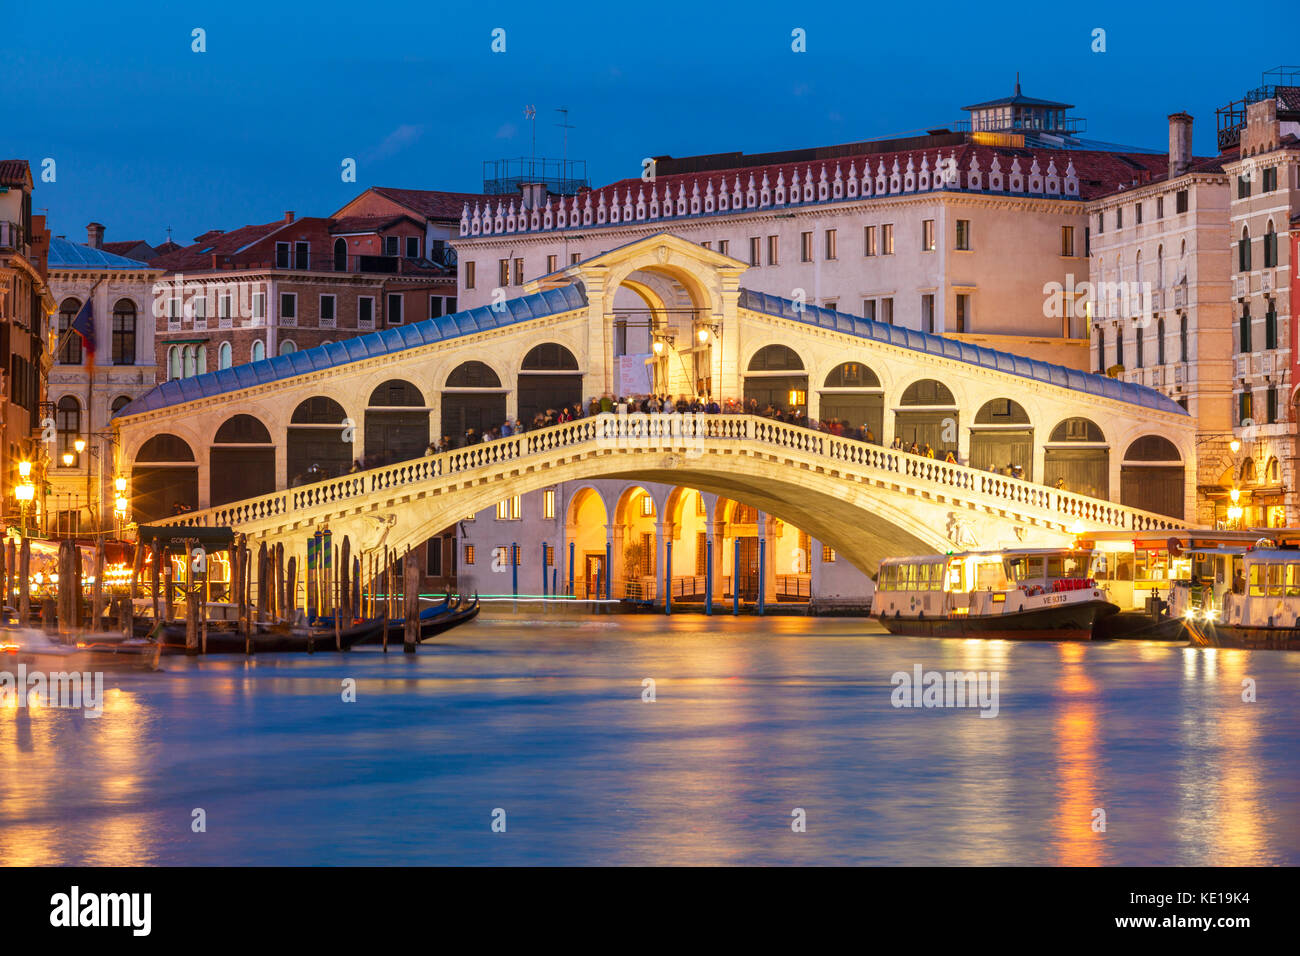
<box><xmin>3</xmin><ymin>611</ymin><xmax>1298</xmax><ymax>866</ymax></box>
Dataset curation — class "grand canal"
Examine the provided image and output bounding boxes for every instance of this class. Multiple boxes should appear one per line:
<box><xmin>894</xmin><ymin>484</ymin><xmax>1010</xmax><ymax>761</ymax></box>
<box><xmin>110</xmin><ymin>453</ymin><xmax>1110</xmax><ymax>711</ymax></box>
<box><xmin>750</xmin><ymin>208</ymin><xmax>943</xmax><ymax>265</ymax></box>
<box><xmin>2</xmin><ymin>612</ymin><xmax>1298</xmax><ymax>866</ymax></box>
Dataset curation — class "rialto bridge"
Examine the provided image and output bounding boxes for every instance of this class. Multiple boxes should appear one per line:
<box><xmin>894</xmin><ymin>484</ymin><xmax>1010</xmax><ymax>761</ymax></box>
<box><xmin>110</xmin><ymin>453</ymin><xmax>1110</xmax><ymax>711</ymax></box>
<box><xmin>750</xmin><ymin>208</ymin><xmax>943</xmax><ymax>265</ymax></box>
<box><xmin>113</xmin><ymin>233</ymin><xmax>1196</xmax><ymax>589</ymax></box>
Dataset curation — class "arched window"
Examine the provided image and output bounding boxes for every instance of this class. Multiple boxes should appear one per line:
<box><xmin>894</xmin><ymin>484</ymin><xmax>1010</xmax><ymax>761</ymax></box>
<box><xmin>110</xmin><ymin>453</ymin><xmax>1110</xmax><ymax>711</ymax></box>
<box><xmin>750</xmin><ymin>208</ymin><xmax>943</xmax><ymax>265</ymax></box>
<box><xmin>1264</xmin><ymin>220</ymin><xmax>1278</xmax><ymax>267</ymax></box>
<box><xmin>251</xmin><ymin>340</ymin><xmax>266</xmax><ymax>362</ymax></box>
<box><xmin>218</xmin><ymin>342</ymin><xmax>232</xmax><ymax>369</ymax></box>
<box><xmin>1180</xmin><ymin>314</ymin><xmax>1189</xmax><ymax>362</ymax></box>
<box><xmin>196</xmin><ymin>345</ymin><xmax>206</xmax><ymax>374</ymax></box>
<box><xmin>521</xmin><ymin>343</ymin><xmax>579</xmax><ymax>370</ymax></box>
<box><xmin>1156</xmin><ymin>244</ymin><xmax>1164</xmax><ymax>288</ymax></box>
<box><xmin>214</xmin><ymin>414</ymin><xmax>273</xmax><ymax>444</ymax></box>
<box><xmin>111</xmin><ymin>298</ymin><xmax>136</xmax><ymax>365</ymax></box>
<box><xmin>111</xmin><ymin>394</ymin><xmax>133</xmax><ymax>415</ymax></box>
<box><xmin>445</xmin><ymin>362</ymin><xmax>501</xmax><ymax>389</ymax></box>
<box><xmin>823</xmin><ymin>362</ymin><xmax>881</xmax><ymax>388</ymax></box>
<box><xmin>279</xmin><ymin>340</ymin><xmax>297</xmax><ymax>356</ymax></box>
<box><xmin>183</xmin><ymin>345</ymin><xmax>196</xmax><ymax>378</ymax></box>
<box><xmin>57</xmin><ymin>298</ymin><xmax>83</xmax><ymax>365</ymax></box>
<box><xmin>1157</xmin><ymin>317</ymin><xmax>1166</xmax><ymax>365</ymax></box>
<box><xmin>333</xmin><ymin>237</ymin><xmax>347</xmax><ymax>271</ymax></box>
<box><xmin>747</xmin><ymin>344</ymin><xmax>804</xmax><ymax>371</ymax></box>
<box><xmin>56</xmin><ymin>395</ymin><xmax>81</xmax><ymax>465</ymax></box>
<box><xmin>1239</xmin><ymin>226</ymin><xmax>1252</xmax><ymax>272</ymax></box>
<box><xmin>168</xmin><ymin>345</ymin><xmax>181</xmax><ymax>380</ymax></box>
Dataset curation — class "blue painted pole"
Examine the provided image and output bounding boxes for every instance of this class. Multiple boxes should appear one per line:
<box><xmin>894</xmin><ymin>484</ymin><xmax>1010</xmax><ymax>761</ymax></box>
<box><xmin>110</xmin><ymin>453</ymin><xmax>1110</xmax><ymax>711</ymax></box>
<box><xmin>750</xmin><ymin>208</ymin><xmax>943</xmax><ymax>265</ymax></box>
<box><xmin>541</xmin><ymin>541</ymin><xmax>548</xmax><ymax>596</ymax></box>
<box><xmin>757</xmin><ymin>536</ymin><xmax>766</xmax><ymax>616</ymax></box>
<box><xmin>733</xmin><ymin>538</ymin><xmax>740</xmax><ymax>616</ymax></box>
<box><xmin>511</xmin><ymin>542</ymin><xmax>518</xmax><ymax>599</ymax></box>
<box><xmin>665</xmin><ymin>539</ymin><xmax>673</xmax><ymax>615</ymax></box>
<box><xmin>605</xmin><ymin>541</ymin><xmax>613</xmax><ymax>601</ymax></box>
<box><xmin>552</xmin><ymin>567</ymin><xmax>558</xmax><ymax>598</ymax></box>
<box><xmin>568</xmin><ymin>542</ymin><xmax>575</xmax><ymax>596</ymax></box>
<box><xmin>705</xmin><ymin>537</ymin><xmax>713</xmax><ymax>616</ymax></box>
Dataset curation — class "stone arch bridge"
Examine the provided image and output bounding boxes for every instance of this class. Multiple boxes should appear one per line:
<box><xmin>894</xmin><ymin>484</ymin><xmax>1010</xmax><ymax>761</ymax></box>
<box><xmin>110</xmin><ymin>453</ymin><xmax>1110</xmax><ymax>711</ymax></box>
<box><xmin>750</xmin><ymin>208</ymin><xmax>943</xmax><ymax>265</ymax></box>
<box><xmin>114</xmin><ymin>232</ymin><xmax>1197</xmax><ymax>581</ymax></box>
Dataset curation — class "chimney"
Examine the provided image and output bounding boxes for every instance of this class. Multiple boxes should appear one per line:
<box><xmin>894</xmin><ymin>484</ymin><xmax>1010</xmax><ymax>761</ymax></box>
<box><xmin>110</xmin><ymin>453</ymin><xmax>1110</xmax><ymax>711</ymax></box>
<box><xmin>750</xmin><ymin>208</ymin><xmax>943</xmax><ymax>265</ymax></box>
<box><xmin>1168</xmin><ymin>112</ymin><xmax>1193</xmax><ymax>178</ymax></box>
<box><xmin>284</xmin><ymin>211</ymin><xmax>295</xmax><ymax>223</ymax></box>
<box><xmin>86</xmin><ymin>222</ymin><xmax>105</xmax><ymax>249</ymax></box>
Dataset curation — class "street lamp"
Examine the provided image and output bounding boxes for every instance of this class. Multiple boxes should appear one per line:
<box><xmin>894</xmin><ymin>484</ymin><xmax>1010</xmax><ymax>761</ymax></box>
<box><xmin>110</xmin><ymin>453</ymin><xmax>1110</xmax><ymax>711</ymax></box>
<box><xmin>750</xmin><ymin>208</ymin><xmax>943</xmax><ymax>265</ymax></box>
<box><xmin>15</xmin><ymin>474</ymin><xmax>35</xmax><ymax>538</ymax></box>
<box><xmin>1229</xmin><ymin>439</ymin><xmax>1241</xmax><ymax>454</ymax></box>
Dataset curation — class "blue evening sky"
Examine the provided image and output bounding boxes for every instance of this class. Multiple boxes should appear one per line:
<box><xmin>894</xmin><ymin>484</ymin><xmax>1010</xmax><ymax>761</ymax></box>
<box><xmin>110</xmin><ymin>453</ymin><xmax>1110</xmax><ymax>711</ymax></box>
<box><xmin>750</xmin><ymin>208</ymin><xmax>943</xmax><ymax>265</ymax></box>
<box><xmin>5</xmin><ymin>0</ymin><xmax>1287</xmax><ymax>245</ymax></box>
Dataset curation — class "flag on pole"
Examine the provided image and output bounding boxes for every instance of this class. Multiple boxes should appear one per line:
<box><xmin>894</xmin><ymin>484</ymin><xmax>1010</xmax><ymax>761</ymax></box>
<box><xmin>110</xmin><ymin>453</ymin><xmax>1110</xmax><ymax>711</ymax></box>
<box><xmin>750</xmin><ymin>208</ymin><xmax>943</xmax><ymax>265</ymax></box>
<box><xmin>70</xmin><ymin>293</ymin><xmax>97</xmax><ymax>373</ymax></box>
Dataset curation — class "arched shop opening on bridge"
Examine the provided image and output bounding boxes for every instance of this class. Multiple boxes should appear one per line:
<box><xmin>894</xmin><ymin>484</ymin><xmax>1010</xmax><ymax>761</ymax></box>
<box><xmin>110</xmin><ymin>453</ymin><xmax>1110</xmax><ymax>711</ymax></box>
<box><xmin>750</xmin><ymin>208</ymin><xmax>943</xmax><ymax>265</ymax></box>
<box><xmin>441</xmin><ymin>361</ymin><xmax>506</xmax><ymax>441</ymax></box>
<box><xmin>895</xmin><ymin>379</ymin><xmax>957</xmax><ymax>457</ymax></box>
<box><xmin>744</xmin><ymin>345</ymin><xmax>807</xmax><ymax>415</ymax></box>
<box><xmin>819</xmin><ymin>362</ymin><xmax>883</xmax><ymax>437</ymax></box>
<box><xmin>366</xmin><ymin>379</ymin><xmax>429</xmax><ymax>464</ymax></box>
<box><xmin>132</xmin><ymin>434</ymin><xmax>198</xmax><ymax>522</ymax></box>
<box><xmin>517</xmin><ymin>343</ymin><xmax>582</xmax><ymax>424</ymax></box>
<box><xmin>1043</xmin><ymin>417</ymin><xmax>1109</xmax><ymax>500</ymax></box>
<box><xmin>210</xmin><ymin>414</ymin><xmax>275</xmax><ymax>506</ymax></box>
<box><xmin>288</xmin><ymin>397</ymin><xmax>352</xmax><ymax>484</ymax></box>
<box><xmin>969</xmin><ymin>398</ymin><xmax>1033</xmax><ymax>478</ymax></box>
<box><xmin>1121</xmin><ymin>435</ymin><xmax>1185</xmax><ymax>520</ymax></box>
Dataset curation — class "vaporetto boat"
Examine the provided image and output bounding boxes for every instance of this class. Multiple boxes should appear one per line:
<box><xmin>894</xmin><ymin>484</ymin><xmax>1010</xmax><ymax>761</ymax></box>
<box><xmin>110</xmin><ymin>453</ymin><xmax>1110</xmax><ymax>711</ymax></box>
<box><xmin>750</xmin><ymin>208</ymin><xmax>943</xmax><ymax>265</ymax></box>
<box><xmin>1177</xmin><ymin>542</ymin><xmax>1300</xmax><ymax>651</ymax></box>
<box><xmin>872</xmin><ymin>548</ymin><xmax>1119</xmax><ymax>641</ymax></box>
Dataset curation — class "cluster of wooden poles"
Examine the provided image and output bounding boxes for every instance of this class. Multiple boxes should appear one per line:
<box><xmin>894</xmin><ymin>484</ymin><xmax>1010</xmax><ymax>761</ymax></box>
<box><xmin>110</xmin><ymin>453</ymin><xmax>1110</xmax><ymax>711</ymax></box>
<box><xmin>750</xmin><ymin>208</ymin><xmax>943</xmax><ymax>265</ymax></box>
<box><xmin>1</xmin><ymin>531</ymin><xmax>425</xmax><ymax>655</ymax></box>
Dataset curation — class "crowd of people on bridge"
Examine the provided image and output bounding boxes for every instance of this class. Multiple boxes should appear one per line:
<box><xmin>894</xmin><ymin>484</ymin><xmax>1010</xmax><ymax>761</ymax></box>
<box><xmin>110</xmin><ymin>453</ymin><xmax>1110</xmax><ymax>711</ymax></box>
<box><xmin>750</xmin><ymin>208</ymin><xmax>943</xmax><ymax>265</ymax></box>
<box><xmin>283</xmin><ymin>392</ymin><xmax>1032</xmax><ymax>485</ymax></box>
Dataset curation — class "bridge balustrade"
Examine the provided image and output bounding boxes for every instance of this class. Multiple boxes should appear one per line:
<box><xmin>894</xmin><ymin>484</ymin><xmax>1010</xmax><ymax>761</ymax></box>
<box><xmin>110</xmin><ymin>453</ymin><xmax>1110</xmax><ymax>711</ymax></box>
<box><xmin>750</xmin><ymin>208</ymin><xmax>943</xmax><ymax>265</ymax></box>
<box><xmin>154</xmin><ymin>413</ymin><xmax>1185</xmax><ymax>535</ymax></box>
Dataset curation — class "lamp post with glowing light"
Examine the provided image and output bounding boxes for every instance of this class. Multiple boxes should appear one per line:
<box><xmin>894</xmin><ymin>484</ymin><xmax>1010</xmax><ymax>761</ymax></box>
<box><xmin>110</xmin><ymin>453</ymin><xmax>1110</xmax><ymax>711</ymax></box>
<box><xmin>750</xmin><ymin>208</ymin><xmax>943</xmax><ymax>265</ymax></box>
<box><xmin>1227</xmin><ymin>486</ymin><xmax>1244</xmax><ymax>529</ymax></box>
<box><xmin>15</xmin><ymin>460</ymin><xmax>35</xmax><ymax>539</ymax></box>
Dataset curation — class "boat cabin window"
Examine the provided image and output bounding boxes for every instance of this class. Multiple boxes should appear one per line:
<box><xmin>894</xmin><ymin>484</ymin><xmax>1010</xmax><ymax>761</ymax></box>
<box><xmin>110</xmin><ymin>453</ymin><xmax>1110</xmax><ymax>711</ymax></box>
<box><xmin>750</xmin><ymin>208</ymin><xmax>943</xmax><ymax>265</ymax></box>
<box><xmin>947</xmin><ymin>561</ymin><xmax>964</xmax><ymax>591</ymax></box>
<box><xmin>1249</xmin><ymin>565</ymin><xmax>1265</xmax><ymax>597</ymax></box>
<box><xmin>1134</xmin><ymin>548</ymin><xmax>1171</xmax><ymax>584</ymax></box>
<box><xmin>1268</xmin><ymin>563</ymin><xmax>1285</xmax><ymax>597</ymax></box>
<box><xmin>1287</xmin><ymin>564</ymin><xmax>1300</xmax><ymax>597</ymax></box>
<box><xmin>976</xmin><ymin>559</ymin><xmax>1012</xmax><ymax>590</ymax></box>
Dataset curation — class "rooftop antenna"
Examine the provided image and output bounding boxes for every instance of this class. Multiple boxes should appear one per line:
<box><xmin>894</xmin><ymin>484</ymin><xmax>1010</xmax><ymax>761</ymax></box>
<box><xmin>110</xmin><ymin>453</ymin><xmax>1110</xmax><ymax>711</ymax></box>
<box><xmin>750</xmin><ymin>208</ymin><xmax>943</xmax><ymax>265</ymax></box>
<box><xmin>1014</xmin><ymin>71</ymin><xmax>1021</xmax><ymax>95</ymax></box>
<box><xmin>556</xmin><ymin>106</ymin><xmax>575</xmax><ymax>180</ymax></box>
<box><xmin>523</xmin><ymin>104</ymin><xmax>536</xmax><ymax>182</ymax></box>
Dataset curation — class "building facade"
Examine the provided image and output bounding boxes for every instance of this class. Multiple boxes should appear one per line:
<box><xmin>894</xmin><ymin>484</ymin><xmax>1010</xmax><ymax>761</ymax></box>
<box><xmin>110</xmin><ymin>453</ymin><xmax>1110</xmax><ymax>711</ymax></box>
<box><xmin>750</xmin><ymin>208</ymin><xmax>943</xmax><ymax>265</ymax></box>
<box><xmin>0</xmin><ymin>159</ymin><xmax>53</xmax><ymax>531</ymax></box>
<box><xmin>46</xmin><ymin>227</ymin><xmax>162</xmax><ymax>535</ymax></box>
<box><xmin>1222</xmin><ymin>85</ymin><xmax>1300</xmax><ymax>526</ymax></box>
<box><xmin>147</xmin><ymin>211</ymin><xmax>457</xmax><ymax>491</ymax></box>
<box><xmin>1087</xmin><ymin>113</ymin><xmax>1234</xmax><ymax>525</ymax></box>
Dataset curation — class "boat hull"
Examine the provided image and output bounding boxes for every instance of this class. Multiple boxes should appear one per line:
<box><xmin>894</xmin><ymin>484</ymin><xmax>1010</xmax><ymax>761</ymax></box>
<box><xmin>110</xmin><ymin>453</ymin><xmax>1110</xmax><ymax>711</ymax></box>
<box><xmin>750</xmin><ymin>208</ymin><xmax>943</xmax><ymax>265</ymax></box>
<box><xmin>1184</xmin><ymin>621</ymin><xmax>1300</xmax><ymax>651</ymax></box>
<box><xmin>878</xmin><ymin>598</ymin><xmax>1116</xmax><ymax>641</ymax></box>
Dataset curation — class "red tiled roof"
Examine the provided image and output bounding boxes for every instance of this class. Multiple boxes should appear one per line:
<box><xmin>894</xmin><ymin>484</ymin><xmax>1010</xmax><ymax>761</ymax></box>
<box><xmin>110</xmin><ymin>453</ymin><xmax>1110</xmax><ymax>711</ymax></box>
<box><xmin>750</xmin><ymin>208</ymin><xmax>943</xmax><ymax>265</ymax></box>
<box><xmin>584</xmin><ymin>145</ymin><xmax>1170</xmax><ymax>205</ymax></box>
<box><xmin>150</xmin><ymin>219</ymin><xmax>292</xmax><ymax>272</ymax></box>
<box><xmin>330</xmin><ymin>213</ymin><xmax>418</xmax><ymax>234</ymax></box>
<box><xmin>368</xmin><ymin>187</ymin><xmax>495</xmax><ymax>220</ymax></box>
<box><xmin>0</xmin><ymin>159</ymin><xmax>32</xmax><ymax>188</ymax></box>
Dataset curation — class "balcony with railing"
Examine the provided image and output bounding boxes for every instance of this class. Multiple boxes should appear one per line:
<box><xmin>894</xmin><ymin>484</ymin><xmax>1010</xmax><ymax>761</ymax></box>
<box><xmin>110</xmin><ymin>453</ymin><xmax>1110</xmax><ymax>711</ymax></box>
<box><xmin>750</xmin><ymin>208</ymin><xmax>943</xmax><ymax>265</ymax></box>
<box><xmin>0</xmin><ymin>220</ymin><xmax>24</xmax><ymax>251</ymax></box>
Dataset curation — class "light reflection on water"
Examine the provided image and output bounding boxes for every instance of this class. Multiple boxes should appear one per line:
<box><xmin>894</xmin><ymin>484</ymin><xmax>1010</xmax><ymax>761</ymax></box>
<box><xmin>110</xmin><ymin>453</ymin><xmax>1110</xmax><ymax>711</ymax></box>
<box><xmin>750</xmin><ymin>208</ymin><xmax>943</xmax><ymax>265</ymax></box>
<box><xmin>1</xmin><ymin>613</ymin><xmax>1297</xmax><ymax>866</ymax></box>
